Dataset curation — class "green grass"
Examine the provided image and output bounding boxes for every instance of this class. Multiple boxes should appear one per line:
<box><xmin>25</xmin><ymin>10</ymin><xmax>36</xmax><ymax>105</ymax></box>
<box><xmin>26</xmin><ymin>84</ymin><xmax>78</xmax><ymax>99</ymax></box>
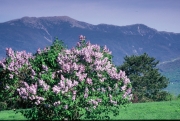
<box><xmin>0</xmin><ymin>109</ymin><xmax>27</xmax><ymax>120</ymax></box>
<box><xmin>0</xmin><ymin>99</ymin><xmax>180</xmax><ymax>120</ymax></box>
<box><xmin>113</xmin><ymin>99</ymin><xmax>180</xmax><ymax>120</ymax></box>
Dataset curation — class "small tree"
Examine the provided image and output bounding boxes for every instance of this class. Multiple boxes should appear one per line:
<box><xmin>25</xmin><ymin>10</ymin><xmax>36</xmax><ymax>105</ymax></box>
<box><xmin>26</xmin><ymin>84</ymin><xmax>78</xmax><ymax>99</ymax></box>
<box><xmin>117</xmin><ymin>53</ymin><xmax>169</xmax><ymax>103</ymax></box>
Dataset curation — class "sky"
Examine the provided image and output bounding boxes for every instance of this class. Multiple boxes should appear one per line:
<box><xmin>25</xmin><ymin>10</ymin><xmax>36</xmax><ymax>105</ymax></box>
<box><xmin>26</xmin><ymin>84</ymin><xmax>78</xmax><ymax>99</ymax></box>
<box><xmin>0</xmin><ymin>0</ymin><xmax>180</xmax><ymax>33</ymax></box>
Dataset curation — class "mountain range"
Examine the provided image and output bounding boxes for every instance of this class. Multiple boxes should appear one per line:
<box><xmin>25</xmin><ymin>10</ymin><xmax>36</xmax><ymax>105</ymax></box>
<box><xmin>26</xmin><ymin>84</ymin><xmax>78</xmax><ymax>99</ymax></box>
<box><xmin>0</xmin><ymin>16</ymin><xmax>180</xmax><ymax>66</ymax></box>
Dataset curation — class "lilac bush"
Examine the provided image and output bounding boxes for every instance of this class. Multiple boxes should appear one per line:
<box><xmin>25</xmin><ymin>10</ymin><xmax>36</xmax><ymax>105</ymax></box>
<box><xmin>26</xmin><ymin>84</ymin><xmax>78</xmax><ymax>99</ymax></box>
<box><xmin>0</xmin><ymin>36</ymin><xmax>132</xmax><ymax>120</ymax></box>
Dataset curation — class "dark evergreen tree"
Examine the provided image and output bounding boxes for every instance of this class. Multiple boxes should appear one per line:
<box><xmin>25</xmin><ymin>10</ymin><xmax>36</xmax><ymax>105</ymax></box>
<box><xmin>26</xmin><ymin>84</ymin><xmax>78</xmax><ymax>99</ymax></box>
<box><xmin>118</xmin><ymin>53</ymin><xmax>169</xmax><ymax>103</ymax></box>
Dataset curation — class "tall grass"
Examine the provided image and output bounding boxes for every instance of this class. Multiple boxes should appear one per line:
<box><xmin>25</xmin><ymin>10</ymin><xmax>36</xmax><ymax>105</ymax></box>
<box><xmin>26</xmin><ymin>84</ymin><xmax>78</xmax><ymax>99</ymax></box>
<box><xmin>0</xmin><ymin>99</ymin><xmax>180</xmax><ymax>120</ymax></box>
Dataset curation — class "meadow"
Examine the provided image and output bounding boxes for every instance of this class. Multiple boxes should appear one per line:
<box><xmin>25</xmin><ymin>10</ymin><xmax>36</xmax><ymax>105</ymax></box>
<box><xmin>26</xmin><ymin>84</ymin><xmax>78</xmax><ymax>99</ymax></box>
<box><xmin>0</xmin><ymin>99</ymin><xmax>180</xmax><ymax>120</ymax></box>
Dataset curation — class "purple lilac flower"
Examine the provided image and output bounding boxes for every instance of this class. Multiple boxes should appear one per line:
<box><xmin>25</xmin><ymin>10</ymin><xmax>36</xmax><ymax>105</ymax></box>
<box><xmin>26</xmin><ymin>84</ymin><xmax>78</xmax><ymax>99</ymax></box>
<box><xmin>109</xmin><ymin>94</ymin><xmax>112</xmax><ymax>99</ymax></box>
<box><xmin>58</xmin><ymin>80</ymin><xmax>65</xmax><ymax>88</ymax></box>
<box><xmin>72</xmin><ymin>62</ymin><xmax>78</xmax><ymax>70</ymax></box>
<box><xmin>108</xmin><ymin>86</ymin><xmax>112</xmax><ymax>91</ymax></box>
<box><xmin>66</xmin><ymin>79</ymin><xmax>73</xmax><ymax>88</ymax></box>
<box><xmin>79</xmin><ymin>35</ymin><xmax>85</xmax><ymax>41</ymax></box>
<box><xmin>103</xmin><ymin>45</ymin><xmax>112</xmax><ymax>54</ymax></box>
<box><xmin>97</xmin><ymin>73</ymin><xmax>102</xmax><ymax>78</ymax></box>
<box><xmin>121</xmin><ymin>85</ymin><xmax>127</xmax><ymax>91</ymax></box>
<box><xmin>64</xmin><ymin>105</ymin><xmax>68</xmax><ymax>109</ymax></box>
<box><xmin>101</xmin><ymin>87</ymin><xmax>106</xmax><ymax>93</ymax></box>
<box><xmin>61</xmin><ymin>74</ymin><xmax>65</xmax><ymax>81</ymax></box>
<box><xmin>72</xmin><ymin>95</ymin><xmax>76</xmax><ymax>101</ymax></box>
<box><xmin>52</xmin><ymin>85</ymin><xmax>61</xmax><ymax>94</ymax></box>
<box><xmin>78</xmin><ymin>64</ymin><xmax>85</xmax><ymax>72</ymax></box>
<box><xmin>28</xmin><ymin>83</ymin><xmax>37</xmax><ymax>95</ymax></box>
<box><xmin>53</xmin><ymin>101</ymin><xmax>61</xmax><ymax>106</ymax></box>
<box><xmin>86</xmin><ymin>78</ymin><xmax>92</xmax><ymax>85</ymax></box>
<box><xmin>110</xmin><ymin>99</ymin><xmax>117</xmax><ymax>105</ymax></box>
<box><xmin>62</xmin><ymin>63</ymin><xmax>71</xmax><ymax>73</ymax></box>
<box><xmin>52</xmin><ymin>72</ymin><xmax>55</xmax><ymax>79</ymax></box>
<box><xmin>88</xmin><ymin>99</ymin><xmax>98</xmax><ymax>106</ymax></box>
<box><xmin>73</xmin><ymin>80</ymin><xmax>79</xmax><ymax>86</ymax></box>
<box><xmin>64</xmin><ymin>86</ymin><xmax>69</xmax><ymax>93</ymax></box>
<box><xmin>38</xmin><ymin>79</ymin><xmax>50</xmax><ymax>91</ymax></box>
<box><xmin>17</xmin><ymin>87</ymin><xmax>28</xmax><ymax>99</ymax></box>
<box><xmin>5</xmin><ymin>85</ymin><xmax>10</xmax><ymax>89</ymax></box>
<box><xmin>94</xmin><ymin>52</ymin><xmax>103</xmax><ymax>59</ymax></box>
<box><xmin>126</xmin><ymin>88</ymin><xmax>132</xmax><ymax>95</ymax></box>
<box><xmin>96</xmin><ymin>98</ymin><xmax>102</xmax><ymax>103</ymax></box>
<box><xmin>29</xmin><ymin>95</ymin><xmax>36</xmax><ymax>100</ymax></box>
<box><xmin>86</xmin><ymin>41</ymin><xmax>91</xmax><ymax>46</ymax></box>
<box><xmin>31</xmin><ymin>69</ymin><xmax>36</xmax><ymax>76</ymax></box>
<box><xmin>0</xmin><ymin>61</ymin><xmax>6</xmax><ymax>69</ymax></box>
<box><xmin>84</xmin><ymin>87</ymin><xmax>89</xmax><ymax>98</ymax></box>
<box><xmin>37</xmin><ymin>48</ymin><xmax>41</xmax><ymax>54</ymax></box>
<box><xmin>42</xmin><ymin>65</ymin><xmax>48</xmax><ymax>71</ymax></box>
<box><xmin>124</xmin><ymin>78</ymin><xmax>130</xmax><ymax>85</ymax></box>
<box><xmin>9</xmin><ymin>74</ymin><xmax>14</xmax><ymax>79</ymax></box>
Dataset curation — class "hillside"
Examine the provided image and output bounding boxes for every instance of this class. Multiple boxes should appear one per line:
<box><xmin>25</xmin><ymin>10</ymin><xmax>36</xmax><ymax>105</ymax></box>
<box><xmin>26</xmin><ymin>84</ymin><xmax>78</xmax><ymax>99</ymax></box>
<box><xmin>158</xmin><ymin>58</ymin><xmax>180</xmax><ymax>82</ymax></box>
<box><xmin>0</xmin><ymin>16</ymin><xmax>180</xmax><ymax>65</ymax></box>
<box><xmin>158</xmin><ymin>58</ymin><xmax>180</xmax><ymax>96</ymax></box>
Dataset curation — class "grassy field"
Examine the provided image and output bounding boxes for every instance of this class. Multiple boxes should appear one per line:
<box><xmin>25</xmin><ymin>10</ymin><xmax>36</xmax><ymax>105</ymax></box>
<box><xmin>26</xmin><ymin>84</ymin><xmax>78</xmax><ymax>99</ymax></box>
<box><xmin>115</xmin><ymin>99</ymin><xmax>180</xmax><ymax>120</ymax></box>
<box><xmin>0</xmin><ymin>99</ymin><xmax>180</xmax><ymax>120</ymax></box>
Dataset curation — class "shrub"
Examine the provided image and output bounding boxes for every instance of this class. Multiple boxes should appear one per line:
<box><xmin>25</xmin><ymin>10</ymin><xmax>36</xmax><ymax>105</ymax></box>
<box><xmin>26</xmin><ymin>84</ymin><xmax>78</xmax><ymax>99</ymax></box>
<box><xmin>0</xmin><ymin>35</ymin><xmax>132</xmax><ymax>120</ymax></box>
<box><xmin>153</xmin><ymin>91</ymin><xmax>173</xmax><ymax>101</ymax></box>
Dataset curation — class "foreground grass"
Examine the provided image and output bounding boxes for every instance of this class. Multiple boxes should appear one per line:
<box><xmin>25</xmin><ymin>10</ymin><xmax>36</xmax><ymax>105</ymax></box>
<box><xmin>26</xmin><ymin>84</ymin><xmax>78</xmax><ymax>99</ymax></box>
<box><xmin>114</xmin><ymin>99</ymin><xmax>180</xmax><ymax>120</ymax></box>
<box><xmin>0</xmin><ymin>99</ymin><xmax>180</xmax><ymax>120</ymax></box>
<box><xmin>0</xmin><ymin>109</ymin><xmax>26</xmax><ymax>120</ymax></box>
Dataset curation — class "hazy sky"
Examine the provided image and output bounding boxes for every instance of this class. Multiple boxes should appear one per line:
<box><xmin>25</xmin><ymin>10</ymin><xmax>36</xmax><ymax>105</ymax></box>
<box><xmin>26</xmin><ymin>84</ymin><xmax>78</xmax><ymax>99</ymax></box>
<box><xmin>0</xmin><ymin>0</ymin><xmax>180</xmax><ymax>33</ymax></box>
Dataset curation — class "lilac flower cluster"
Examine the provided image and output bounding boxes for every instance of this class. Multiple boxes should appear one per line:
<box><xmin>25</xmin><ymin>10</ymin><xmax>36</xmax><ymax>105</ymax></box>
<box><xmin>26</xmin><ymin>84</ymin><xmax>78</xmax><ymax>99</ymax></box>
<box><xmin>37</xmin><ymin>47</ymin><xmax>50</xmax><ymax>55</ymax></box>
<box><xmin>0</xmin><ymin>48</ymin><xmax>33</xmax><ymax>78</ymax></box>
<box><xmin>0</xmin><ymin>58</ymin><xmax>6</xmax><ymax>69</ymax></box>
<box><xmin>72</xmin><ymin>90</ymin><xmax>77</xmax><ymax>101</ymax></box>
<box><xmin>79</xmin><ymin>35</ymin><xmax>86</xmax><ymax>41</ymax></box>
<box><xmin>52</xmin><ymin>75</ymin><xmax>79</xmax><ymax>95</ymax></box>
<box><xmin>38</xmin><ymin>79</ymin><xmax>50</xmax><ymax>91</ymax></box>
<box><xmin>42</xmin><ymin>65</ymin><xmax>48</xmax><ymax>72</ymax></box>
<box><xmin>88</xmin><ymin>98</ymin><xmax>102</xmax><ymax>109</ymax></box>
<box><xmin>109</xmin><ymin>94</ymin><xmax>117</xmax><ymax>105</ymax></box>
<box><xmin>17</xmin><ymin>81</ymin><xmax>45</xmax><ymax>105</ymax></box>
<box><xmin>53</xmin><ymin>101</ymin><xmax>61</xmax><ymax>106</ymax></box>
<box><xmin>5</xmin><ymin>85</ymin><xmax>10</xmax><ymax>90</ymax></box>
<box><xmin>56</xmin><ymin>35</ymin><xmax>132</xmax><ymax>102</ymax></box>
<box><xmin>84</xmin><ymin>87</ymin><xmax>89</xmax><ymax>98</ymax></box>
